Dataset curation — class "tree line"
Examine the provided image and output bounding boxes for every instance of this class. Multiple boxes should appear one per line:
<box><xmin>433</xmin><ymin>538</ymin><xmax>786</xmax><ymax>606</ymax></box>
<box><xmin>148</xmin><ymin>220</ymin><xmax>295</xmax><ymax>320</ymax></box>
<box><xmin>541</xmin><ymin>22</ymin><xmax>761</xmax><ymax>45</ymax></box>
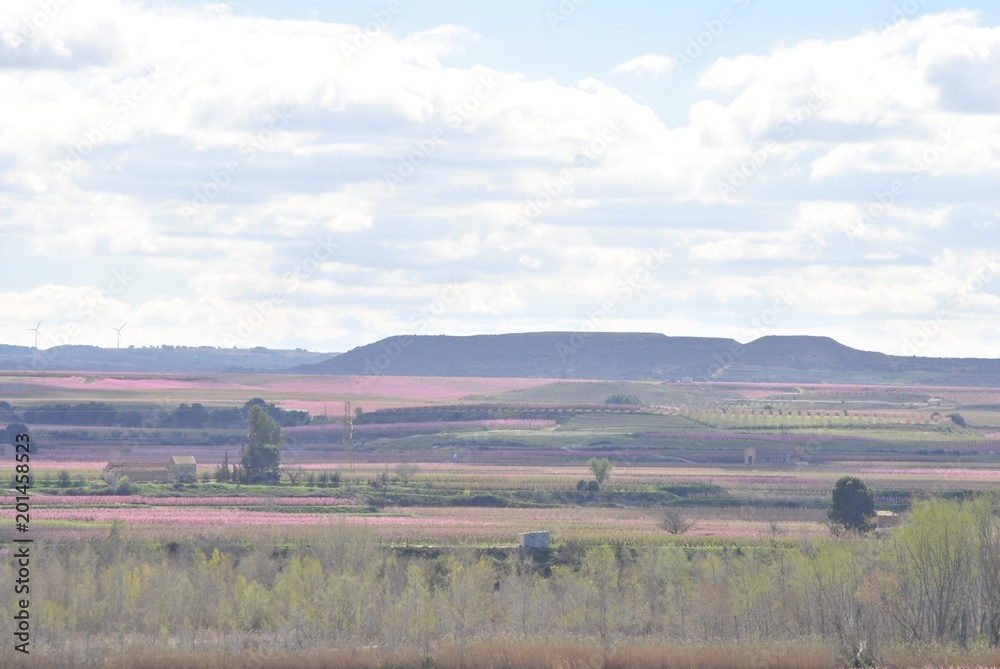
<box><xmin>8</xmin><ymin>398</ymin><xmax>309</xmax><ymax>429</ymax></box>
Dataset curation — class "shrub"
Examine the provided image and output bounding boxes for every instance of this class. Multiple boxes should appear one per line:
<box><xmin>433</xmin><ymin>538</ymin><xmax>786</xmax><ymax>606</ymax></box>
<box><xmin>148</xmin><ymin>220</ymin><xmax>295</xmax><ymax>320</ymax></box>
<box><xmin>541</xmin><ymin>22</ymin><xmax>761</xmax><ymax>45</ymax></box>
<box><xmin>108</xmin><ymin>475</ymin><xmax>138</xmax><ymax>496</ymax></box>
<box><xmin>605</xmin><ymin>394</ymin><xmax>641</xmax><ymax>405</ymax></box>
<box><xmin>947</xmin><ymin>412</ymin><xmax>967</xmax><ymax>428</ymax></box>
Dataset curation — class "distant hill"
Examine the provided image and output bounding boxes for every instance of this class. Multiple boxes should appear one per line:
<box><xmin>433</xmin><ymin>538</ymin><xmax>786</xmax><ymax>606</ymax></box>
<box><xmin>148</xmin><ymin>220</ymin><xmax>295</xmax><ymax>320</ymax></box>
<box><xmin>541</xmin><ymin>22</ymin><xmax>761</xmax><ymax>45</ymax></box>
<box><xmin>739</xmin><ymin>335</ymin><xmax>890</xmax><ymax>370</ymax></box>
<box><xmin>293</xmin><ymin>332</ymin><xmax>738</xmax><ymax>380</ymax></box>
<box><xmin>4</xmin><ymin>334</ymin><xmax>996</xmax><ymax>385</ymax></box>
<box><xmin>0</xmin><ymin>345</ymin><xmax>335</xmax><ymax>373</ymax></box>
<box><xmin>293</xmin><ymin>332</ymin><xmax>1000</xmax><ymax>386</ymax></box>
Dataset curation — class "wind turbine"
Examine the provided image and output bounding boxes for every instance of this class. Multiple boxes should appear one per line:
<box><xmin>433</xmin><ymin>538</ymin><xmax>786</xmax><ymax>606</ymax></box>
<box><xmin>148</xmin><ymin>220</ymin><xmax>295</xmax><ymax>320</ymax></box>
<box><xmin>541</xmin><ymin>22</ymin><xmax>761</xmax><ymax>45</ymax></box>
<box><xmin>25</xmin><ymin>320</ymin><xmax>42</xmax><ymax>349</ymax></box>
<box><xmin>110</xmin><ymin>322</ymin><xmax>128</xmax><ymax>349</ymax></box>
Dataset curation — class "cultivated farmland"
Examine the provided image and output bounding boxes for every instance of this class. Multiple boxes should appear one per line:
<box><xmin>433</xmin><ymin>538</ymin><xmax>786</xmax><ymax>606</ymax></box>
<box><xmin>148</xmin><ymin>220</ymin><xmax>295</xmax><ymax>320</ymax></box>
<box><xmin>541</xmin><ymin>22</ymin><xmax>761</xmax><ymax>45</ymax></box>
<box><xmin>4</xmin><ymin>371</ymin><xmax>1000</xmax><ymax>667</ymax></box>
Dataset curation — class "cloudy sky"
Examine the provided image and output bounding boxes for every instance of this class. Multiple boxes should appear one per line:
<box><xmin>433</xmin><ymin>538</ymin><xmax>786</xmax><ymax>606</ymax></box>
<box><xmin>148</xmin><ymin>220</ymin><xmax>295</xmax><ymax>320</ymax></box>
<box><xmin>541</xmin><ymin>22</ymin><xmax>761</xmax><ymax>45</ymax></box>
<box><xmin>1</xmin><ymin>0</ymin><xmax>999</xmax><ymax>358</ymax></box>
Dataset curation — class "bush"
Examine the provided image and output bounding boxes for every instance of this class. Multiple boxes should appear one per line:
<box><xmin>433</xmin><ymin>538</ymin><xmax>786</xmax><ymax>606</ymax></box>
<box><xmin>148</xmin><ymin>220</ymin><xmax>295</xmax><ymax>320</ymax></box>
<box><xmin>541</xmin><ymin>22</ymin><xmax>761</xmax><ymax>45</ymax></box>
<box><xmin>108</xmin><ymin>475</ymin><xmax>138</xmax><ymax>496</ymax></box>
<box><xmin>605</xmin><ymin>394</ymin><xmax>641</xmax><ymax>405</ymax></box>
<box><xmin>947</xmin><ymin>412</ymin><xmax>967</xmax><ymax>428</ymax></box>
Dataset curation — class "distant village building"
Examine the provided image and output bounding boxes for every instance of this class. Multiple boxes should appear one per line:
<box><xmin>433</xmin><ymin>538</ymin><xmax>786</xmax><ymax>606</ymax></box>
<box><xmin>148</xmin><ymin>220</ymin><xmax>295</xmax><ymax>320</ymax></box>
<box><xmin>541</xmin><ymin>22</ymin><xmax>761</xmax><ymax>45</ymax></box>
<box><xmin>102</xmin><ymin>456</ymin><xmax>197</xmax><ymax>484</ymax></box>
<box><xmin>519</xmin><ymin>531</ymin><xmax>551</xmax><ymax>551</ymax></box>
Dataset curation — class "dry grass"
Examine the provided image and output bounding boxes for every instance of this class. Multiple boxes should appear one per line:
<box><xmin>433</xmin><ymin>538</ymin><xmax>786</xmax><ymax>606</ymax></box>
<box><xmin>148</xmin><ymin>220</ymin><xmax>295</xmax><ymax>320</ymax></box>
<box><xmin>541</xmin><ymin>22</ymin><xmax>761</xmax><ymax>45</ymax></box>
<box><xmin>874</xmin><ymin>641</ymin><xmax>1000</xmax><ymax>669</ymax></box>
<box><xmin>15</xmin><ymin>639</ymin><xmax>839</xmax><ymax>669</ymax></box>
<box><xmin>16</xmin><ymin>634</ymin><xmax>1000</xmax><ymax>669</ymax></box>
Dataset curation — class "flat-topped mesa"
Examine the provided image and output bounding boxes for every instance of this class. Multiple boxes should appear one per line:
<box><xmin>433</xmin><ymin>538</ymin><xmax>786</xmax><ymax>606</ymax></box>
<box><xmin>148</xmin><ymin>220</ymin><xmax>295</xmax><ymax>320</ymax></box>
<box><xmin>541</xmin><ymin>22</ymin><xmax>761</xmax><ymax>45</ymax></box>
<box><xmin>293</xmin><ymin>332</ymin><xmax>739</xmax><ymax>380</ymax></box>
<box><xmin>292</xmin><ymin>332</ymin><xmax>1000</xmax><ymax>385</ymax></box>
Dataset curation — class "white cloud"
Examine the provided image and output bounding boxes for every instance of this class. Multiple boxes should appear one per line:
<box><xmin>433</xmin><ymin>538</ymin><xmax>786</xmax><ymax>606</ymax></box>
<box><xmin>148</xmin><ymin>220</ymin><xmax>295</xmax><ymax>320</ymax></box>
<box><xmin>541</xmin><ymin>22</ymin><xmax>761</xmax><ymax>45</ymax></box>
<box><xmin>518</xmin><ymin>254</ymin><xmax>542</xmax><ymax>269</ymax></box>
<box><xmin>611</xmin><ymin>53</ymin><xmax>676</xmax><ymax>77</ymax></box>
<box><xmin>1</xmin><ymin>3</ymin><xmax>999</xmax><ymax>355</ymax></box>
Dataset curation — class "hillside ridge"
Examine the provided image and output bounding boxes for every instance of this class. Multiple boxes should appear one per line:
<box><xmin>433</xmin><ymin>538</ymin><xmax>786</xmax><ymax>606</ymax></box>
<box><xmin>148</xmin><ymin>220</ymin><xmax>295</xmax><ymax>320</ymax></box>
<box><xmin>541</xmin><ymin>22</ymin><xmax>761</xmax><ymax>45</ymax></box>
<box><xmin>0</xmin><ymin>344</ymin><xmax>334</xmax><ymax>373</ymax></box>
<box><xmin>293</xmin><ymin>332</ymin><xmax>1000</xmax><ymax>386</ymax></box>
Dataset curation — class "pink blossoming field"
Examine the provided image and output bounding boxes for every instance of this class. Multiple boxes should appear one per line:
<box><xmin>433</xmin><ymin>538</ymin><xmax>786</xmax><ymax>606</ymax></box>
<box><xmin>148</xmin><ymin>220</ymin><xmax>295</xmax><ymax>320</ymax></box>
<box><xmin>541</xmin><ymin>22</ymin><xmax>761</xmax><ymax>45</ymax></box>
<box><xmin>0</xmin><ymin>497</ymin><xmax>831</xmax><ymax>544</ymax></box>
<box><xmin>0</xmin><ymin>371</ymin><xmax>564</xmax><ymax>411</ymax></box>
<box><xmin>4</xmin><ymin>370</ymin><xmax>1000</xmax><ymax>549</ymax></box>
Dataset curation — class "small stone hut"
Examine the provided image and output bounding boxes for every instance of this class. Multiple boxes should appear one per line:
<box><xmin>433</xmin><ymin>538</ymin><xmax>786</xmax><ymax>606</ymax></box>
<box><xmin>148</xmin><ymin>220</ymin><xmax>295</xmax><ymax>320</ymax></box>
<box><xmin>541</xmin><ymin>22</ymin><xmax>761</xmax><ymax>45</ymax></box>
<box><xmin>744</xmin><ymin>446</ymin><xmax>793</xmax><ymax>466</ymax></box>
<box><xmin>519</xmin><ymin>530</ymin><xmax>551</xmax><ymax>550</ymax></box>
<box><xmin>103</xmin><ymin>455</ymin><xmax>197</xmax><ymax>484</ymax></box>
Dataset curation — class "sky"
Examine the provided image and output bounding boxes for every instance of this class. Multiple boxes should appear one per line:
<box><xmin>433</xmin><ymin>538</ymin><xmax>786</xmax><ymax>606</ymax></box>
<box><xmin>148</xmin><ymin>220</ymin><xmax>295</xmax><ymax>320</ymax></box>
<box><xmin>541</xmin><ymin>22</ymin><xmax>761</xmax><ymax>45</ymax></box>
<box><xmin>1</xmin><ymin>0</ymin><xmax>999</xmax><ymax>358</ymax></box>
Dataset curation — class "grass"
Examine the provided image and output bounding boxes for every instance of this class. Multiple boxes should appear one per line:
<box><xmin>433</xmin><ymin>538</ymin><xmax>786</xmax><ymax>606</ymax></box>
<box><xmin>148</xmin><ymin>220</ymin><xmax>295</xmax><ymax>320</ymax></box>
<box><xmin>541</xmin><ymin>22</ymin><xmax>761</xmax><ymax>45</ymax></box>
<box><xmin>5</xmin><ymin>639</ymin><xmax>843</xmax><ymax>669</ymax></box>
<box><xmin>2</xmin><ymin>463</ymin><xmax>914</xmax><ymax>544</ymax></box>
<box><xmin>556</xmin><ymin>411</ymin><xmax>700</xmax><ymax>430</ymax></box>
<box><xmin>19</xmin><ymin>636</ymin><xmax>1000</xmax><ymax>669</ymax></box>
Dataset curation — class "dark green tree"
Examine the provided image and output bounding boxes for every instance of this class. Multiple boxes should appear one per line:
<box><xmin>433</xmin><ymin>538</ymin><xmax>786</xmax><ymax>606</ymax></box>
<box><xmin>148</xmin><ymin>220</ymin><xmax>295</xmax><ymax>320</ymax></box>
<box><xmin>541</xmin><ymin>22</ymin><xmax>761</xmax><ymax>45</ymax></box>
<box><xmin>240</xmin><ymin>406</ymin><xmax>282</xmax><ymax>484</ymax></box>
<box><xmin>605</xmin><ymin>394</ymin><xmax>641</xmax><ymax>405</ymax></box>
<box><xmin>4</xmin><ymin>423</ymin><xmax>30</xmax><ymax>445</ymax></box>
<box><xmin>828</xmin><ymin>475</ymin><xmax>876</xmax><ymax>533</ymax></box>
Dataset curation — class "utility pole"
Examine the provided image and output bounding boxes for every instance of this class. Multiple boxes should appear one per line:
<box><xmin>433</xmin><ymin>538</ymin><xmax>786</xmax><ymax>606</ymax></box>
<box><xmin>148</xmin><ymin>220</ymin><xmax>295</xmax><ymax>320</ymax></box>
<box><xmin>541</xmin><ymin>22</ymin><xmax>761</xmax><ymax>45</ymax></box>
<box><xmin>343</xmin><ymin>401</ymin><xmax>354</xmax><ymax>471</ymax></box>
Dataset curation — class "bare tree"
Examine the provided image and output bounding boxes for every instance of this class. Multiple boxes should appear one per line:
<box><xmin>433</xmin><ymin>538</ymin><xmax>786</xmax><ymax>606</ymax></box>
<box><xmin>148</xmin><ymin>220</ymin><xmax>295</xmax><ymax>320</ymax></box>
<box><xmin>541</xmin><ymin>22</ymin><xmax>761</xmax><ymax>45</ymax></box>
<box><xmin>282</xmin><ymin>466</ymin><xmax>305</xmax><ymax>485</ymax></box>
<box><xmin>393</xmin><ymin>463</ymin><xmax>420</xmax><ymax>484</ymax></box>
<box><xmin>660</xmin><ymin>508</ymin><xmax>696</xmax><ymax>535</ymax></box>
